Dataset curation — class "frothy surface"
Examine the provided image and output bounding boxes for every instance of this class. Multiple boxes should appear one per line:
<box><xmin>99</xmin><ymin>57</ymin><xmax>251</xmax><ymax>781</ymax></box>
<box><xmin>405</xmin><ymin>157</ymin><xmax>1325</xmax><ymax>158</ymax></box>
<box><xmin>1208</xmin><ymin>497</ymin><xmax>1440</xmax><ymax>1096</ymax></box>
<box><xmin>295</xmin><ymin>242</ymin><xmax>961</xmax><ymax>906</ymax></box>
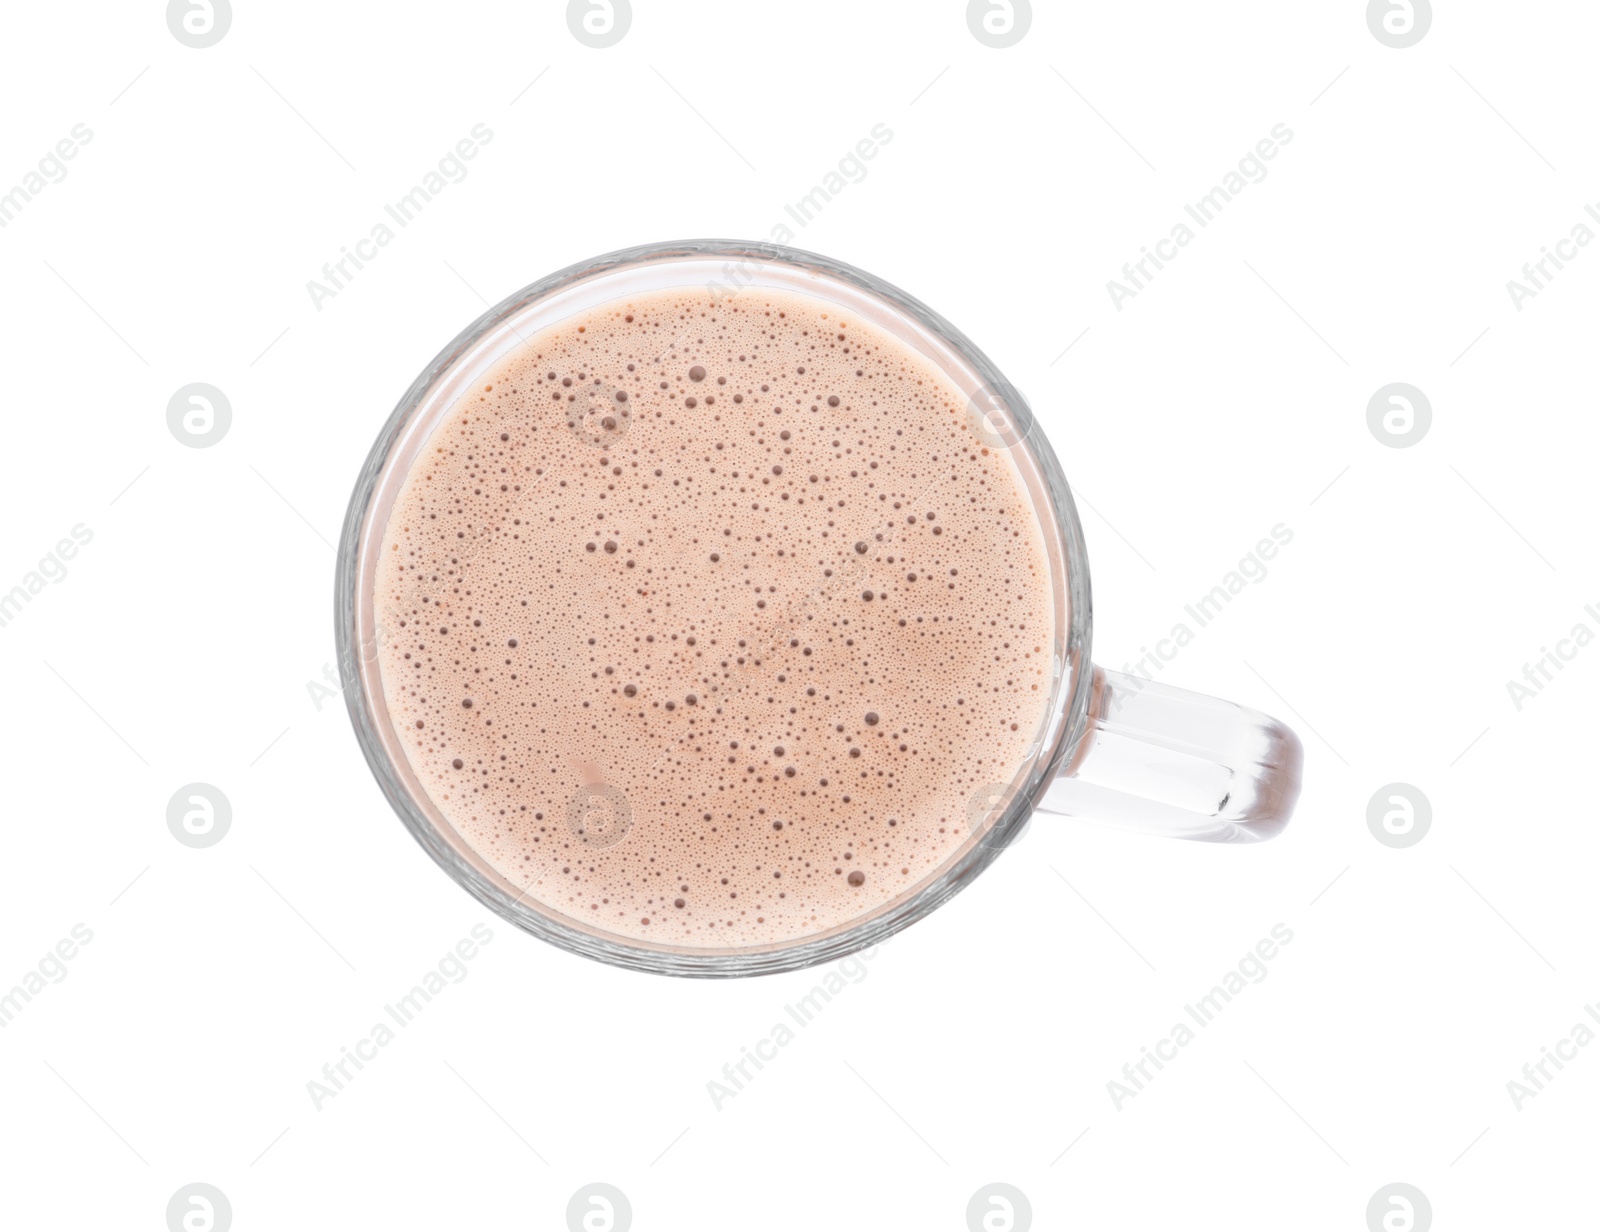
<box><xmin>375</xmin><ymin>285</ymin><xmax>1053</xmax><ymax>949</ymax></box>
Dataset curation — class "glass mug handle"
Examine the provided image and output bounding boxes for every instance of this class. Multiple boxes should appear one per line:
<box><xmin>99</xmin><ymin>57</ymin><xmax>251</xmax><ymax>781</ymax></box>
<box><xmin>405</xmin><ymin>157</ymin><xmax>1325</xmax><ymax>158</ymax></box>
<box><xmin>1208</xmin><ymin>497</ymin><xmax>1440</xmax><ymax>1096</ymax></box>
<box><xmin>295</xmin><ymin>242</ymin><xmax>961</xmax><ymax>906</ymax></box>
<box><xmin>1037</xmin><ymin>667</ymin><xmax>1303</xmax><ymax>841</ymax></box>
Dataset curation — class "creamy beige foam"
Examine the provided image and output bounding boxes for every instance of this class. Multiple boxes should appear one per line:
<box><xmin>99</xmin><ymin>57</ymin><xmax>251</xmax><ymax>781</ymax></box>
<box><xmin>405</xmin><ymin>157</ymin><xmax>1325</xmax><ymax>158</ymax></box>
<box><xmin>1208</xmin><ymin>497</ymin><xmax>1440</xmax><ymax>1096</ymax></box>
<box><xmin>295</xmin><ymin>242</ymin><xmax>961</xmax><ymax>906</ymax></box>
<box><xmin>375</xmin><ymin>285</ymin><xmax>1053</xmax><ymax>949</ymax></box>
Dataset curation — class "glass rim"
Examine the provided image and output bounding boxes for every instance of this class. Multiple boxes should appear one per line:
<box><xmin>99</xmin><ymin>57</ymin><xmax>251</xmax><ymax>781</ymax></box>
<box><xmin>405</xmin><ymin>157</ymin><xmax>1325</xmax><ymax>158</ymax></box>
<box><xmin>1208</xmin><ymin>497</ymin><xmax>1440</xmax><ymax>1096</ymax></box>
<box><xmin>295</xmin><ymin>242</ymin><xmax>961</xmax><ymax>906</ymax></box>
<box><xmin>335</xmin><ymin>238</ymin><xmax>1096</xmax><ymax>977</ymax></box>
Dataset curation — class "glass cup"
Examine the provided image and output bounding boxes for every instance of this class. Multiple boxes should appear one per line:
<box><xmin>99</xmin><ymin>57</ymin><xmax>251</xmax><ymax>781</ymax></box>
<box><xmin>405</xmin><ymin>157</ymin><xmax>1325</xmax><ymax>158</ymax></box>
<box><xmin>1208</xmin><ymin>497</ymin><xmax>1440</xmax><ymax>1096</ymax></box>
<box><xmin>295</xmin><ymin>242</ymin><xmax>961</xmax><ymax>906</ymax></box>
<box><xmin>336</xmin><ymin>240</ymin><xmax>1303</xmax><ymax>977</ymax></box>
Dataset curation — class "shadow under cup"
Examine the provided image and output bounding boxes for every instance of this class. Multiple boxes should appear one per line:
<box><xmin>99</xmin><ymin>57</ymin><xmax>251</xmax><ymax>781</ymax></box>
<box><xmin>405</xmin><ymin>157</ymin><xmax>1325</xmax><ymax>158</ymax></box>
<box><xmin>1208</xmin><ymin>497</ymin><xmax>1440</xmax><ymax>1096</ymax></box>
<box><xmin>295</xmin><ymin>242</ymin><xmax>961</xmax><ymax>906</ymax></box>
<box><xmin>337</xmin><ymin>240</ymin><xmax>1167</xmax><ymax>976</ymax></box>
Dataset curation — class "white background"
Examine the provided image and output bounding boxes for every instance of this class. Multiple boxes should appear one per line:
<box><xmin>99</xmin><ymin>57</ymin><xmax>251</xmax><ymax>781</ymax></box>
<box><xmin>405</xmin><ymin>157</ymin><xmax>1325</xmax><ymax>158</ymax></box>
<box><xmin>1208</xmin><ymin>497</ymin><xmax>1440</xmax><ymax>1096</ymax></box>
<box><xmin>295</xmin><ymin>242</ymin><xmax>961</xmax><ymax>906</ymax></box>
<box><xmin>1</xmin><ymin>2</ymin><xmax>1595</xmax><ymax>1229</ymax></box>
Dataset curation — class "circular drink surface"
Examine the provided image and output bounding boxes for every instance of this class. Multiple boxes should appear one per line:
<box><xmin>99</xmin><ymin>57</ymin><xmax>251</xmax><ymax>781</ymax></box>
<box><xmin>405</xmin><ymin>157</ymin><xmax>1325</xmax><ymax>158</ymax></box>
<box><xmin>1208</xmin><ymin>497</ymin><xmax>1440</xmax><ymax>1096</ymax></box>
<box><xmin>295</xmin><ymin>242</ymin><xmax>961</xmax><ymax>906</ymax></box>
<box><xmin>375</xmin><ymin>284</ymin><xmax>1053</xmax><ymax>949</ymax></box>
